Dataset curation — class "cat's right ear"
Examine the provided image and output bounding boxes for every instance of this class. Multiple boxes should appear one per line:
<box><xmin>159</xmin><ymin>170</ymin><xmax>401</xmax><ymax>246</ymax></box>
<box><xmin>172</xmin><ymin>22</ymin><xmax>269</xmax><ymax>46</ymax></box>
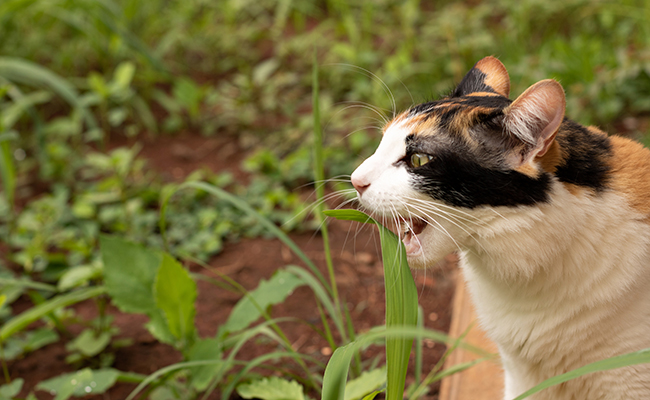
<box><xmin>503</xmin><ymin>79</ymin><xmax>566</xmax><ymax>166</ymax></box>
<box><xmin>452</xmin><ymin>56</ymin><xmax>510</xmax><ymax>98</ymax></box>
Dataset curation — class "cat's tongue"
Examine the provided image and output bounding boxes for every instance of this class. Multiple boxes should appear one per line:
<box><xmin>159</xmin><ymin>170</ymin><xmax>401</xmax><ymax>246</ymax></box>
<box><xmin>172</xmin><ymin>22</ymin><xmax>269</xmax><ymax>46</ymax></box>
<box><xmin>402</xmin><ymin>218</ymin><xmax>426</xmax><ymax>256</ymax></box>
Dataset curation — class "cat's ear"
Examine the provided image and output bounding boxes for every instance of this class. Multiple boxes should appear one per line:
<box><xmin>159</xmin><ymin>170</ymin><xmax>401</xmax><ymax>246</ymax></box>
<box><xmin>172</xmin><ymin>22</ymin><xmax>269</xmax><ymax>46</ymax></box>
<box><xmin>503</xmin><ymin>79</ymin><xmax>566</xmax><ymax>165</ymax></box>
<box><xmin>452</xmin><ymin>56</ymin><xmax>510</xmax><ymax>98</ymax></box>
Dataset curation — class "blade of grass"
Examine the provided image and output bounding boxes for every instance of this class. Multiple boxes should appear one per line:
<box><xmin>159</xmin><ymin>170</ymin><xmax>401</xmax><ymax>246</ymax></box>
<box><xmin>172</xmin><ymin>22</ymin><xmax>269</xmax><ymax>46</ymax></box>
<box><xmin>322</xmin><ymin>325</ymin><xmax>487</xmax><ymax>400</ymax></box>
<box><xmin>513</xmin><ymin>347</ymin><xmax>650</xmax><ymax>400</ymax></box>
<box><xmin>160</xmin><ymin>182</ymin><xmax>330</xmax><ymax>293</ymax></box>
<box><xmin>0</xmin><ymin>57</ymin><xmax>99</xmax><ymax>131</ymax></box>
<box><xmin>0</xmin><ymin>133</ymin><xmax>16</xmax><ymax>213</ymax></box>
<box><xmin>221</xmin><ymin>351</ymin><xmax>321</xmax><ymax>400</ymax></box>
<box><xmin>312</xmin><ymin>53</ymin><xmax>341</xmax><ymax>318</ymax></box>
<box><xmin>324</xmin><ymin>209</ymin><xmax>418</xmax><ymax>400</ymax></box>
<box><xmin>0</xmin><ymin>286</ymin><xmax>105</xmax><ymax>341</ymax></box>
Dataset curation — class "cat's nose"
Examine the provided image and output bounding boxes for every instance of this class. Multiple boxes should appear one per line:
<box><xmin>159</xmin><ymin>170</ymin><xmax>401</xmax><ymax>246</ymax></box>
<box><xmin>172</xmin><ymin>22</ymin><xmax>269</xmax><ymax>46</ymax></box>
<box><xmin>351</xmin><ymin>176</ymin><xmax>370</xmax><ymax>196</ymax></box>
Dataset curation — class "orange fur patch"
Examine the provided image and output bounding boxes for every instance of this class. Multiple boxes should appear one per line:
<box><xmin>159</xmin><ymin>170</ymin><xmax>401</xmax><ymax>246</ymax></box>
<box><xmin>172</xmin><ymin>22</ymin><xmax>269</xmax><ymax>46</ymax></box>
<box><xmin>515</xmin><ymin>162</ymin><xmax>540</xmax><ymax>178</ymax></box>
<box><xmin>475</xmin><ymin>56</ymin><xmax>510</xmax><ymax>98</ymax></box>
<box><xmin>608</xmin><ymin>135</ymin><xmax>650</xmax><ymax>222</ymax></box>
<box><xmin>536</xmin><ymin>140</ymin><xmax>564</xmax><ymax>174</ymax></box>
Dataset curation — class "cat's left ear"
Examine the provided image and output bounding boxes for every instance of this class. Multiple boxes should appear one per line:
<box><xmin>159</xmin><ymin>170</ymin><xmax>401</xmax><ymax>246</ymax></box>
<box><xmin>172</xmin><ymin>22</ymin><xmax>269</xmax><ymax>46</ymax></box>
<box><xmin>453</xmin><ymin>56</ymin><xmax>510</xmax><ymax>97</ymax></box>
<box><xmin>503</xmin><ymin>79</ymin><xmax>566</xmax><ymax>165</ymax></box>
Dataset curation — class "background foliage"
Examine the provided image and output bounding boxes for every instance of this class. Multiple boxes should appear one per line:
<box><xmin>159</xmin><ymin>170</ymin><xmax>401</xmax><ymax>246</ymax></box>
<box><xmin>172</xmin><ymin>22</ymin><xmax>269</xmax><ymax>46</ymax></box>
<box><xmin>2</xmin><ymin>0</ymin><xmax>650</xmax><ymax>398</ymax></box>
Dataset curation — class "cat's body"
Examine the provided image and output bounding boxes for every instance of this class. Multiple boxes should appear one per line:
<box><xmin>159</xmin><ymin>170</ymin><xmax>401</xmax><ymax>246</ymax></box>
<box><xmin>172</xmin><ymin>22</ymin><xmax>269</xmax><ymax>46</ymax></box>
<box><xmin>351</xmin><ymin>57</ymin><xmax>650</xmax><ymax>399</ymax></box>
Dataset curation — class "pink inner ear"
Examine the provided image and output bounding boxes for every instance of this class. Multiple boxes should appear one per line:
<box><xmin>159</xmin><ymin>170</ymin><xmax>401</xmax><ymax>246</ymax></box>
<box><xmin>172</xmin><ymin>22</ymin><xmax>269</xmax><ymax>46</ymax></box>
<box><xmin>505</xmin><ymin>79</ymin><xmax>566</xmax><ymax>161</ymax></box>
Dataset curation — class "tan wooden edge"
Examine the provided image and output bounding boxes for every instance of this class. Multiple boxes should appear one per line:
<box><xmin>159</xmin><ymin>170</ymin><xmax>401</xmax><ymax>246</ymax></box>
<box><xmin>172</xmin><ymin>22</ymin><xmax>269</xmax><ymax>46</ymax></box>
<box><xmin>438</xmin><ymin>270</ymin><xmax>504</xmax><ymax>400</ymax></box>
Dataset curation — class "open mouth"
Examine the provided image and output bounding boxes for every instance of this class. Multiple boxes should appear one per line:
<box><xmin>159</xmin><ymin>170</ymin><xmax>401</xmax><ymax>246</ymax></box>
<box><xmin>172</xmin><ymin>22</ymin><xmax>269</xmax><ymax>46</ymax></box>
<box><xmin>401</xmin><ymin>217</ymin><xmax>427</xmax><ymax>256</ymax></box>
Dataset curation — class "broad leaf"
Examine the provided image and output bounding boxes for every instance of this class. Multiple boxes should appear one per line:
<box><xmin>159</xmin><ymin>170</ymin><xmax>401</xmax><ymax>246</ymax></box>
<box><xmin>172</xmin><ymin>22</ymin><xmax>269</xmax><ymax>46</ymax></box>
<box><xmin>58</xmin><ymin>265</ymin><xmax>101</xmax><ymax>291</ymax></box>
<box><xmin>101</xmin><ymin>235</ymin><xmax>160</xmax><ymax>314</ymax></box>
<box><xmin>237</xmin><ymin>377</ymin><xmax>304</xmax><ymax>400</ymax></box>
<box><xmin>154</xmin><ymin>253</ymin><xmax>197</xmax><ymax>344</ymax></box>
<box><xmin>187</xmin><ymin>338</ymin><xmax>224</xmax><ymax>391</ymax></box>
<box><xmin>66</xmin><ymin>328</ymin><xmax>111</xmax><ymax>357</ymax></box>
<box><xmin>36</xmin><ymin>368</ymin><xmax>119</xmax><ymax>400</ymax></box>
<box><xmin>0</xmin><ymin>378</ymin><xmax>23</xmax><ymax>400</ymax></box>
<box><xmin>144</xmin><ymin>309</ymin><xmax>177</xmax><ymax>345</ymax></box>
<box><xmin>344</xmin><ymin>368</ymin><xmax>386</xmax><ymax>400</ymax></box>
<box><xmin>3</xmin><ymin>328</ymin><xmax>59</xmax><ymax>360</ymax></box>
<box><xmin>219</xmin><ymin>269</ymin><xmax>304</xmax><ymax>337</ymax></box>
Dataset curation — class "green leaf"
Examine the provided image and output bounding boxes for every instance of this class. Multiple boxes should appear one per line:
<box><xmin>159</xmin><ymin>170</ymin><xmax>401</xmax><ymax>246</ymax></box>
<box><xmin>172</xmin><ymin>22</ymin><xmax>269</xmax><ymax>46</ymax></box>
<box><xmin>144</xmin><ymin>309</ymin><xmax>177</xmax><ymax>345</ymax></box>
<box><xmin>154</xmin><ymin>254</ymin><xmax>197</xmax><ymax>344</ymax></box>
<box><xmin>323</xmin><ymin>209</ymin><xmax>373</xmax><ymax>224</ymax></box>
<box><xmin>324</xmin><ymin>209</ymin><xmax>418</xmax><ymax>400</ymax></box>
<box><xmin>100</xmin><ymin>235</ymin><xmax>160</xmax><ymax>314</ymax></box>
<box><xmin>0</xmin><ymin>137</ymin><xmax>15</xmax><ymax>210</ymax></box>
<box><xmin>220</xmin><ymin>269</ymin><xmax>304</xmax><ymax>337</ymax></box>
<box><xmin>237</xmin><ymin>377</ymin><xmax>304</xmax><ymax>400</ymax></box>
<box><xmin>0</xmin><ymin>287</ymin><xmax>105</xmax><ymax>342</ymax></box>
<box><xmin>3</xmin><ymin>328</ymin><xmax>59</xmax><ymax>360</ymax></box>
<box><xmin>36</xmin><ymin>368</ymin><xmax>119</xmax><ymax>400</ymax></box>
<box><xmin>66</xmin><ymin>328</ymin><xmax>112</xmax><ymax>357</ymax></box>
<box><xmin>361</xmin><ymin>391</ymin><xmax>382</xmax><ymax>400</ymax></box>
<box><xmin>0</xmin><ymin>378</ymin><xmax>23</xmax><ymax>399</ymax></box>
<box><xmin>187</xmin><ymin>338</ymin><xmax>223</xmax><ymax>391</ymax></box>
<box><xmin>344</xmin><ymin>368</ymin><xmax>386</xmax><ymax>400</ymax></box>
<box><xmin>58</xmin><ymin>265</ymin><xmax>101</xmax><ymax>291</ymax></box>
<box><xmin>322</xmin><ymin>342</ymin><xmax>357</xmax><ymax>400</ymax></box>
<box><xmin>253</xmin><ymin>59</ymin><xmax>280</xmax><ymax>85</ymax></box>
<box><xmin>379</xmin><ymin>221</ymin><xmax>418</xmax><ymax>400</ymax></box>
<box><xmin>112</xmin><ymin>62</ymin><xmax>135</xmax><ymax>90</ymax></box>
<box><xmin>0</xmin><ymin>57</ymin><xmax>98</xmax><ymax>130</ymax></box>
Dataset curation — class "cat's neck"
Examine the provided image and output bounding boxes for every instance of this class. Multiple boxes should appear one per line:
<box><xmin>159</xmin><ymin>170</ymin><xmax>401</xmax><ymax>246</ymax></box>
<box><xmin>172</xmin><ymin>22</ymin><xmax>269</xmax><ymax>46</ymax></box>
<box><xmin>459</xmin><ymin>182</ymin><xmax>650</xmax><ymax>392</ymax></box>
<box><xmin>463</xmin><ymin>182</ymin><xmax>650</xmax><ymax>309</ymax></box>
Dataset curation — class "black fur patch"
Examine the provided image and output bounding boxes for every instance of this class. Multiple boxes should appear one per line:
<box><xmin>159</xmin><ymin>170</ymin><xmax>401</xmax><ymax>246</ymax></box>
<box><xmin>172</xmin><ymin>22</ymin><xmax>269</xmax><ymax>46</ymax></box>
<box><xmin>402</xmin><ymin>87</ymin><xmax>612</xmax><ymax>209</ymax></box>
<box><xmin>554</xmin><ymin>119</ymin><xmax>612</xmax><ymax>191</ymax></box>
<box><xmin>408</xmin><ymin>143</ymin><xmax>552</xmax><ymax>209</ymax></box>
<box><xmin>451</xmin><ymin>69</ymin><xmax>496</xmax><ymax>97</ymax></box>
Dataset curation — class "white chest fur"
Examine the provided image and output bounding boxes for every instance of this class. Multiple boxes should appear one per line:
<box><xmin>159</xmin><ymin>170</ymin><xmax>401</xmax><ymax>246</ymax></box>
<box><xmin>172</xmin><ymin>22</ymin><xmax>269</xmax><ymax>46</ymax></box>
<box><xmin>460</xmin><ymin>183</ymin><xmax>650</xmax><ymax>399</ymax></box>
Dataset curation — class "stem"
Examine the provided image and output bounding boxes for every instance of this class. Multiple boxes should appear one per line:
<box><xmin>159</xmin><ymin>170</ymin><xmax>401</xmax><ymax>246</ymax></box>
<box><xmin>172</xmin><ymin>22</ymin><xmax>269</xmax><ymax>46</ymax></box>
<box><xmin>312</xmin><ymin>52</ymin><xmax>341</xmax><ymax>315</ymax></box>
<box><xmin>0</xmin><ymin>340</ymin><xmax>10</xmax><ymax>384</ymax></box>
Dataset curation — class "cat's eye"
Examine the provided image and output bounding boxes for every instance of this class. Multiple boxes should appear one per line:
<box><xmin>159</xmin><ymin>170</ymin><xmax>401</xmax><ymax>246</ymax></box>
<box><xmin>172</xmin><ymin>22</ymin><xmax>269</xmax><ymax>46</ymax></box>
<box><xmin>408</xmin><ymin>153</ymin><xmax>433</xmax><ymax>168</ymax></box>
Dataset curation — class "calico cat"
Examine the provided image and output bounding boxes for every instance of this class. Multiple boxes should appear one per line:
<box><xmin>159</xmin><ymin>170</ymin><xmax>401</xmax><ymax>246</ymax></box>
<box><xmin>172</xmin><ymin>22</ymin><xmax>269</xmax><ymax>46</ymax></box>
<box><xmin>350</xmin><ymin>56</ymin><xmax>650</xmax><ymax>399</ymax></box>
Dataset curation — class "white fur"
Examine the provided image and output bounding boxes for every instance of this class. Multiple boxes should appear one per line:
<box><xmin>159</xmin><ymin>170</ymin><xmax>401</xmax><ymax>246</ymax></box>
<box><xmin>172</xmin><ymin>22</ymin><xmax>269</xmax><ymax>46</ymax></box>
<box><xmin>353</xmin><ymin>122</ymin><xmax>650</xmax><ymax>399</ymax></box>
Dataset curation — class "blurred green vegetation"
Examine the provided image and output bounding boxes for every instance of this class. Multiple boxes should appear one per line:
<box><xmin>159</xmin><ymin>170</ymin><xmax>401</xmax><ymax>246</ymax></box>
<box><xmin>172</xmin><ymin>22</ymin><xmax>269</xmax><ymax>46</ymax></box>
<box><xmin>2</xmin><ymin>0</ymin><xmax>650</xmax><ymax>398</ymax></box>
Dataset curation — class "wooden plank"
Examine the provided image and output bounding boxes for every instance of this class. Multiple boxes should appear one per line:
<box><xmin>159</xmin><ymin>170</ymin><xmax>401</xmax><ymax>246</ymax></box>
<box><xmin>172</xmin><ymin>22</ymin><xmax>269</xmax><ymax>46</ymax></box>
<box><xmin>438</xmin><ymin>271</ymin><xmax>504</xmax><ymax>400</ymax></box>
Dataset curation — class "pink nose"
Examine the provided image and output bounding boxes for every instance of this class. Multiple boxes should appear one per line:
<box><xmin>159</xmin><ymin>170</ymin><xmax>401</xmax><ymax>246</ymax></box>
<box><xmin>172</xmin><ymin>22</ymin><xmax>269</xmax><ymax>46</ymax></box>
<box><xmin>351</xmin><ymin>176</ymin><xmax>370</xmax><ymax>196</ymax></box>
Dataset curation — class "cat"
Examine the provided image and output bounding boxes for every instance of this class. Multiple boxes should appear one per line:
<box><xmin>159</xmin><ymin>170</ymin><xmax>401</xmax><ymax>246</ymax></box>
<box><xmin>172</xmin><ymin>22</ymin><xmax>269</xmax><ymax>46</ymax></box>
<box><xmin>350</xmin><ymin>56</ymin><xmax>650</xmax><ymax>399</ymax></box>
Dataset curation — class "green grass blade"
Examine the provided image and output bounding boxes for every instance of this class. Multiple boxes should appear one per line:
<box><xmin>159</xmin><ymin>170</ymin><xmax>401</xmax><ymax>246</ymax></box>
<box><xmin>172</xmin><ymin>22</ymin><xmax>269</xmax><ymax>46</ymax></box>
<box><xmin>377</xmin><ymin>220</ymin><xmax>418</xmax><ymax>400</ymax></box>
<box><xmin>322</xmin><ymin>325</ymin><xmax>491</xmax><ymax>400</ymax></box>
<box><xmin>0</xmin><ymin>57</ymin><xmax>99</xmax><ymax>131</ymax></box>
<box><xmin>285</xmin><ymin>266</ymin><xmax>347</xmax><ymax>344</ymax></box>
<box><xmin>222</xmin><ymin>351</ymin><xmax>319</xmax><ymax>400</ymax></box>
<box><xmin>168</xmin><ymin>181</ymin><xmax>331</xmax><ymax>295</ymax></box>
<box><xmin>0</xmin><ymin>286</ymin><xmax>105</xmax><ymax>341</ymax></box>
<box><xmin>312</xmin><ymin>51</ymin><xmax>341</xmax><ymax>322</ymax></box>
<box><xmin>0</xmin><ymin>134</ymin><xmax>16</xmax><ymax>211</ymax></box>
<box><xmin>513</xmin><ymin>347</ymin><xmax>650</xmax><ymax>400</ymax></box>
<box><xmin>322</xmin><ymin>342</ymin><xmax>357</xmax><ymax>400</ymax></box>
<box><xmin>324</xmin><ymin>209</ymin><xmax>418</xmax><ymax>400</ymax></box>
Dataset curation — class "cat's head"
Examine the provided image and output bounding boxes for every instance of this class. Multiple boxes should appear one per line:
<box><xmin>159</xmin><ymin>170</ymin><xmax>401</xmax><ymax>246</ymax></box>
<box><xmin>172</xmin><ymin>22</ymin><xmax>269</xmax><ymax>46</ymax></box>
<box><xmin>351</xmin><ymin>56</ymin><xmax>566</xmax><ymax>268</ymax></box>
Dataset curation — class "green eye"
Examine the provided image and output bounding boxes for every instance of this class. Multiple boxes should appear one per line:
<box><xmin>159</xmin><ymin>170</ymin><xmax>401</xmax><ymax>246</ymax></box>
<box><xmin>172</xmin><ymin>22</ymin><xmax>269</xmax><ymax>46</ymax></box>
<box><xmin>409</xmin><ymin>153</ymin><xmax>433</xmax><ymax>168</ymax></box>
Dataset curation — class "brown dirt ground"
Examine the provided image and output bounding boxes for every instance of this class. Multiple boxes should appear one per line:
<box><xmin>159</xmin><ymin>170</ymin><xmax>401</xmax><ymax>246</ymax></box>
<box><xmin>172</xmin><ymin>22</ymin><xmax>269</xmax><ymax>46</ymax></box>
<box><xmin>7</xmin><ymin>132</ymin><xmax>457</xmax><ymax>399</ymax></box>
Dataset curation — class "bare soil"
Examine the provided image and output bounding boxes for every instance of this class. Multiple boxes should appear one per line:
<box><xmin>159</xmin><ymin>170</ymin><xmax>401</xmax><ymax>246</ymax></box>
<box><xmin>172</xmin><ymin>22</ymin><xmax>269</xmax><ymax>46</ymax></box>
<box><xmin>7</xmin><ymin>132</ymin><xmax>457</xmax><ymax>399</ymax></box>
